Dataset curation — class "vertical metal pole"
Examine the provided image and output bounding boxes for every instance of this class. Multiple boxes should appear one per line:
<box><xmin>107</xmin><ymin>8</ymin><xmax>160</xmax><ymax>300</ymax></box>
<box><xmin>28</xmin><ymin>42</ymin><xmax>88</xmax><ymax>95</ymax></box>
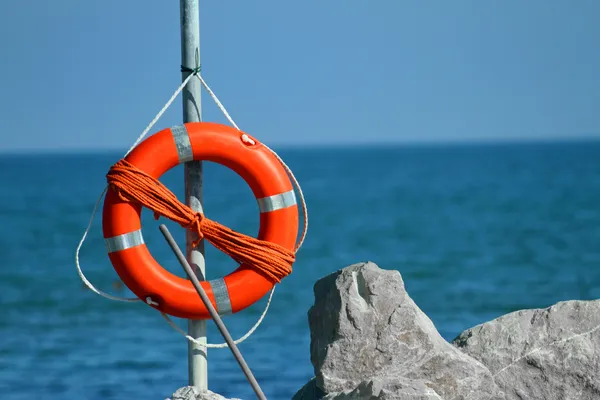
<box><xmin>180</xmin><ymin>0</ymin><xmax>207</xmax><ymax>390</ymax></box>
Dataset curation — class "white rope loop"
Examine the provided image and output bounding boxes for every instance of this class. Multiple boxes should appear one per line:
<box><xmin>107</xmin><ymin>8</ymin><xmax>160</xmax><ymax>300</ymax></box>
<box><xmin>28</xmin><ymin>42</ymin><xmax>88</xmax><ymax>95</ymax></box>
<box><xmin>159</xmin><ymin>287</ymin><xmax>277</xmax><ymax>348</ymax></box>
<box><xmin>75</xmin><ymin>70</ymin><xmax>308</xmax><ymax>348</ymax></box>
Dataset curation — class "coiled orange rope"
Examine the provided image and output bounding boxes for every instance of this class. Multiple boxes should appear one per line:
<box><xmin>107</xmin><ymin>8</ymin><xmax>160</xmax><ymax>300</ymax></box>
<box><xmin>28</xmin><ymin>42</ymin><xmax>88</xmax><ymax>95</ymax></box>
<box><xmin>106</xmin><ymin>159</ymin><xmax>296</xmax><ymax>283</ymax></box>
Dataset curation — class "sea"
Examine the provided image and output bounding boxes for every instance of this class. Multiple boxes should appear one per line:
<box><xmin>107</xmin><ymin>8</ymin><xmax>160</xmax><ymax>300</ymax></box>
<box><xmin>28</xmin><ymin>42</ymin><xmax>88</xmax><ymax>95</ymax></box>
<box><xmin>1</xmin><ymin>140</ymin><xmax>600</xmax><ymax>400</ymax></box>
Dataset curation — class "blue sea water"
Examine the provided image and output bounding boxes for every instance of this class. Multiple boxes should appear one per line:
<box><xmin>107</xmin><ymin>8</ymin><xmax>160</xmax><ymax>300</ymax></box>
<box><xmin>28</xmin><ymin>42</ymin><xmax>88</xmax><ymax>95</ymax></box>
<box><xmin>1</xmin><ymin>141</ymin><xmax>600</xmax><ymax>400</ymax></box>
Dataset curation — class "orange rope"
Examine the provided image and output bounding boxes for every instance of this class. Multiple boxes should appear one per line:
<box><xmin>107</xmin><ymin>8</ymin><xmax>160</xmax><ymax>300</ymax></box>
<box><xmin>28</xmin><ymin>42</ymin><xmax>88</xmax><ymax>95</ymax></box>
<box><xmin>106</xmin><ymin>159</ymin><xmax>296</xmax><ymax>283</ymax></box>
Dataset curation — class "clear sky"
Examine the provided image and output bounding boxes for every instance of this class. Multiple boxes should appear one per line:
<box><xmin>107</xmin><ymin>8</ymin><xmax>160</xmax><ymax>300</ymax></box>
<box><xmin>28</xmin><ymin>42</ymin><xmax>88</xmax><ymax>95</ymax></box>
<box><xmin>0</xmin><ymin>0</ymin><xmax>598</xmax><ymax>152</ymax></box>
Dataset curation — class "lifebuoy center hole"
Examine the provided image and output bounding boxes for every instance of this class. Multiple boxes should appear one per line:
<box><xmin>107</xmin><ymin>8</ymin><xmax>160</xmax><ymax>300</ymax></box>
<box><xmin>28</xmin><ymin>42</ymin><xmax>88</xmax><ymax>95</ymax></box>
<box><xmin>139</xmin><ymin>161</ymin><xmax>260</xmax><ymax>279</ymax></box>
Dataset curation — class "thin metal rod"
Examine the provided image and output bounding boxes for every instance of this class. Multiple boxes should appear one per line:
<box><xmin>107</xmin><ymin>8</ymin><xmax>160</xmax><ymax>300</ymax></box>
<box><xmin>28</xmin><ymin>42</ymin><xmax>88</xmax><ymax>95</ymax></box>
<box><xmin>159</xmin><ymin>225</ymin><xmax>268</xmax><ymax>400</ymax></box>
<box><xmin>180</xmin><ymin>0</ymin><xmax>207</xmax><ymax>389</ymax></box>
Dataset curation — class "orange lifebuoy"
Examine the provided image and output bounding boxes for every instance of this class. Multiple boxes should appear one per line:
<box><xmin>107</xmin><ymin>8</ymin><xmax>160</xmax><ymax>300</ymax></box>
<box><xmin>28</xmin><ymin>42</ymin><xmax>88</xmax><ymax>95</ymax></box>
<box><xmin>101</xmin><ymin>122</ymin><xmax>299</xmax><ymax>319</ymax></box>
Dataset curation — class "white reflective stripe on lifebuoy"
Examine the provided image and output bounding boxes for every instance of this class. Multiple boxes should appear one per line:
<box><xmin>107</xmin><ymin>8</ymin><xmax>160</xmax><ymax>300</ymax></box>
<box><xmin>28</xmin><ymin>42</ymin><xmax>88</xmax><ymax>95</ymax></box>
<box><xmin>171</xmin><ymin>125</ymin><xmax>194</xmax><ymax>163</ymax></box>
<box><xmin>208</xmin><ymin>278</ymin><xmax>232</xmax><ymax>315</ymax></box>
<box><xmin>257</xmin><ymin>189</ymin><xmax>296</xmax><ymax>213</ymax></box>
<box><xmin>105</xmin><ymin>229</ymin><xmax>145</xmax><ymax>253</ymax></box>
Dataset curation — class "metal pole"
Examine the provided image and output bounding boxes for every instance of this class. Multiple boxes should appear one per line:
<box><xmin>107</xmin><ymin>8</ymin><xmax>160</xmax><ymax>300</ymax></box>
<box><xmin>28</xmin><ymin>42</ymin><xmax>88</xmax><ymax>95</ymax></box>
<box><xmin>180</xmin><ymin>0</ymin><xmax>207</xmax><ymax>390</ymax></box>
<box><xmin>160</xmin><ymin>225</ymin><xmax>268</xmax><ymax>400</ymax></box>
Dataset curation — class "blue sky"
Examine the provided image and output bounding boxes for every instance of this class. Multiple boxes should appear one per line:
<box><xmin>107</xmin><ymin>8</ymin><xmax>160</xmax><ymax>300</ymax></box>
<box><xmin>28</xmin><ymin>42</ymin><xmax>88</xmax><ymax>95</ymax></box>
<box><xmin>0</xmin><ymin>0</ymin><xmax>598</xmax><ymax>152</ymax></box>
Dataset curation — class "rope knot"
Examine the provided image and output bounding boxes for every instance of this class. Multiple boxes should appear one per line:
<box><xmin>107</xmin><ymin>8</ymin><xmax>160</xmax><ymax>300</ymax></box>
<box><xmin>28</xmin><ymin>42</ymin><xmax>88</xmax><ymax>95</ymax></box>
<box><xmin>186</xmin><ymin>212</ymin><xmax>205</xmax><ymax>246</ymax></box>
<box><xmin>181</xmin><ymin>64</ymin><xmax>202</xmax><ymax>75</ymax></box>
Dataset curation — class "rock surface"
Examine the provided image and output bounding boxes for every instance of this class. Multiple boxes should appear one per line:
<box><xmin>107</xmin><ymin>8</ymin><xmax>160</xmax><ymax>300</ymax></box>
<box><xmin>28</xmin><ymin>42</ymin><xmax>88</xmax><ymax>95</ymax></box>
<box><xmin>293</xmin><ymin>261</ymin><xmax>504</xmax><ymax>400</ymax></box>
<box><xmin>294</xmin><ymin>261</ymin><xmax>600</xmax><ymax>400</ymax></box>
<box><xmin>452</xmin><ymin>299</ymin><xmax>600</xmax><ymax>400</ymax></box>
<box><xmin>167</xmin><ymin>386</ymin><xmax>239</xmax><ymax>400</ymax></box>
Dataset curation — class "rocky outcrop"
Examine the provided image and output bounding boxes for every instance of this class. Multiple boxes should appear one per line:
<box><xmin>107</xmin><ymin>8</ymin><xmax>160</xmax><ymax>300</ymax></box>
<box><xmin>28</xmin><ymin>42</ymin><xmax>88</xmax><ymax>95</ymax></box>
<box><xmin>293</xmin><ymin>262</ymin><xmax>504</xmax><ymax>400</ymax></box>
<box><xmin>294</xmin><ymin>261</ymin><xmax>600</xmax><ymax>400</ymax></box>
<box><xmin>167</xmin><ymin>386</ymin><xmax>240</xmax><ymax>400</ymax></box>
<box><xmin>452</xmin><ymin>299</ymin><xmax>600</xmax><ymax>400</ymax></box>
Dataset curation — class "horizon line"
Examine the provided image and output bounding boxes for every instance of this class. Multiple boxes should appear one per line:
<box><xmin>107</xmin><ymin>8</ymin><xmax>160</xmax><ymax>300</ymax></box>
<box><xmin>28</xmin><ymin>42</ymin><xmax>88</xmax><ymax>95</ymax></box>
<box><xmin>1</xmin><ymin>135</ymin><xmax>599</xmax><ymax>155</ymax></box>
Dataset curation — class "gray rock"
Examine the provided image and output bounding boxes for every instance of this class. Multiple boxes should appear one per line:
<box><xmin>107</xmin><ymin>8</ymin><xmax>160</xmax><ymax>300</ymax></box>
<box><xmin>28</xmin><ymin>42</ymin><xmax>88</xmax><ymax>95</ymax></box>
<box><xmin>293</xmin><ymin>378</ymin><xmax>327</xmax><ymax>400</ymax></box>
<box><xmin>167</xmin><ymin>386</ymin><xmax>240</xmax><ymax>400</ymax></box>
<box><xmin>292</xmin><ymin>366</ymin><xmax>444</xmax><ymax>400</ymax></box>
<box><xmin>452</xmin><ymin>299</ymin><xmax>600</xmax><ymax>400</ymax></box>
<box><xmin>295</xmin><ymin>261</ymin><xmax>503</xmax><ymax>399</ymax></box>
<box><xmin>323</xmin><ymin>377</ymin><xmax>444</xmax><ymax>400</ymax></box>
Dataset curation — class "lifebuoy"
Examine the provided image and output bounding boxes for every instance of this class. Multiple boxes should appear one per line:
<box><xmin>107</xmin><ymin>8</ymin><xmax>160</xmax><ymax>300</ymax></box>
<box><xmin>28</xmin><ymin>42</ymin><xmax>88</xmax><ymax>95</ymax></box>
<box><xmin>101</xmin><ymin>122</ymin><xmax>299</xmax><ymax>319</ymax></box>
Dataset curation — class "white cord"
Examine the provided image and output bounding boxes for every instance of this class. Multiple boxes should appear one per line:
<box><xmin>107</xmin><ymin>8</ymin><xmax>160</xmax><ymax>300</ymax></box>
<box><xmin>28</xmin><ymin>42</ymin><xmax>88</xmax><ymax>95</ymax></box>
<box><xmin>75</xmin><ymin>71</ymin><xmax>308</xmax><ymax>348</ymax></box>
<box><xmin>159</xmin><ymin>288</ymin><xmax>276</xmax><ymax>348</ymax></box>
